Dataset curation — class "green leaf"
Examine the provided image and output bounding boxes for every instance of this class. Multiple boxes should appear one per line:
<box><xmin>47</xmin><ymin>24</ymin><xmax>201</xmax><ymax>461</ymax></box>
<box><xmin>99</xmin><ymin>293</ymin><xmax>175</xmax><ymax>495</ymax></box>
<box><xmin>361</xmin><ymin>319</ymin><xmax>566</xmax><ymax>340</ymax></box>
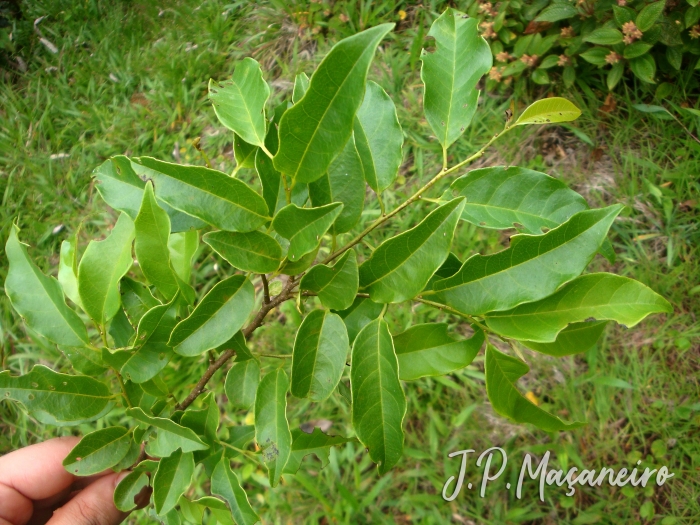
<box><xmin>535</xmin><ymin>4</ymin><xmax>577</xmax><ymax>22</ymax></box>
<box><xmin>135</xmin><ymin>181</ymin><xmax>180</xmax><ymax>300</ymax></box>
<box><xmin>607</xmin><ymin>62</ymin><xmax>625</xmax><ymax>91</ymax></box>
<box><xmin>485</xmin><ymin>273</ymin><xmax>672</xmax><ymax>342</ymax></box>
<box><xmin>168</xmin><ymin>230</ymin><xmax>198</xmax><ymax>284</ymax></box>
<box><xmin>515</xmin><ymin>97</ymin><xmax>582</xmax><ymax>125</ymax></box>
<box><xmin>359</xmin><ymin>198</ymin><xmax>465</xmax><ymax>303</ymax></box>
<box><xmin>299</xmin><ymin>250</ymin><xmax>358</xmax><ymax>311</ymax></box>
<box><xmin>218</xmin><ymin>331</ymin><xmax>255</xmax><ymax>362</ymax></box>
<box><xmin>283</xmin><ymin>428</ymin><xmax>353</xmax><ymax>474</ymax></box>
<box><xmin>336</xmin><ymin>296</ymin><xmax>384</xmax><ymax>344</ymax></box>
<box><xmin>583</xmin><ymin>27</ymin><xmax>623</xmax><ymax>45</ymax></box>
<box><xmin>113</xmin><ymin>435</ymin><xmax>141</xmax><ymax>471</ymax></box>
<box><xmin>666</xmin><ymin>46</ymin><xmax>682</xmax><ymax>71</ymax></box>
<box><xmin>169</xmin><ymin>275</ymin><xmax>255</xmax><ymax>357</ymax></box>
<box><xmin>291</xmin><ymin>310</ymin><xmax>349</xmax><ymax>402</ymax></box>
<box><xmin>292</xmin><ymin>72</ymin><xmax>309</xmax><ymax>104</ymax></box>
<box><xmin>351</xmin><ymin>319</ymin><xmax>405</xmax><ymax>474</ymax></box>
<box><xmin>624</xmin><ymin>42</ymin><xmax>653</xmax><ymax>60</ymax></box>
<box><xmin>630</xmin><ymin>54</ymin><xmax>656</xmax><ymax>84</ymax></box>
<box><xmin>531</xmin><ymin>69</ymin><xmax>550</xmax><ymax>85</ymax></box>
<box><xmin>271</xmin><ymin>203</ymin><xmax>343</xmax><ymax>261</ymax></box>
<box><xmin>180</xmin><ymin>392</ymin><xmax>220</xmax><ymax>442</ymax></box>
<box><xmin>254</xmin><ymin>369</ymin><xmax>292</xmax><ymax>487</ymax></box>
<box><xmin>612</xmin><ymin>5</ymin><xmax>636</xmax><ymax>26</ymax></box>
<box><xmin>114</xmin><ymin>470</ymin><xmax>149</xmax><ymax>512</ymax></box>
<box><xmin>93</xmin><ymin>156</ymin><xmax>205</xmax><ymax>233</ymax></box>
<box><xmin>449</xmin><ymin>166</ymin><xmax>588</xmax><ymax>234</ymax></box>
<box><xmin>421</xmin><ymin>9</ymin><xmax>491</xmax><ymax>149</ymax></box>
<box><xmin>63</xmin><ymin>427</ymin><xmax>131</xmax><ymax>476</ymax></box>
<box><xmin>521</xmin><ymin>321</ymin><xmax>609</xmax><ymax>357</ymax></box>
<box><xmin>122</xmin><ymin>296</ymin><xmax>179</xmax><ymax>384</ymax></box>
<box><xmin>233</xmin><ymin>134</ymin><xmax>258</xmax><ymax>171</ymax></box>
<box><xmin>121</xmin><ymin>277</ymin><xmax>160</xmax><ymax>327</ymax></box>
<box><xmin>109</xmin><ymin>307</ymin><xmax>134</xmax><ymax>348</ymax></box>
<box><xmin>58</xmin><ymin>234</ymin><xmax>82</xmax><ymax>308</ymax></box>
<box><xmin>485</xmin><ymin>345</ymin><xmax>585</xmax><ymax>431</ymax></box>
<box><xmin>153</xmin><ymin>448</ymin><xmax>195</xmax><ymax>516</ymax></box>
<box><xmin>128</xmin><ymin>407</ymin><xmax>209</xmax><ymax>457</ymax></box>
<box><xmin>636</xmin><ymin>0</ymin><xmax>665</xmax><ymax>32</ymax></box>
<box><xmin>353</xmin><ymin>80</ymin><xmax>404</xmax><ymax>192</ymax></box>
<box><xmin>78</xmin><ymin>213</ymin><xmax>134</xmax><ymax>326</ymax></box>
<box><xmin>274</xmin><ymin>23</ymin><xmax>394</xmax><ymax>184</ymax></box>
<box><xmin>425</xmin><ymin>252</ymin><xmax>462</xmax><ymax>289</ymax></box>
<box><xmin>61</xmin><ymin>345</ymin><xmax>107</xmax><ymax>376</ymax></box>
<box><xmin>0</xmin><ymin>365</ymin><xmax>112</xmax><ymax>425</ymax></box>
<box><xmin>225</xmin><ymin>360</ymin><xmax>260</xmax><ymax>410</ymax></box>
<box><xmin>279</xmin><ymin>244</ymin><xmax>319</xmax><ymax>275</ymax></box>
<box><xmin>203</xmin><ymin>230</ymin><xmax>282</xmax><ymax>274</ymax></box>
<box><xmin>131</xmin><ymin>157</ymin><xmax>270</xmax><ymax>232</ymax></box>
<box><xmin>209</xmin><ymin>58</ymin><xmax>270</xmax><ymax>148</ymax></box>
<box><xmin>393</xmin><ymin>324</ymin><xmax>484</xmax><ymax>380</ymax></box>
<box><xmin>308</xmin><ymin>136</ymin><xmax>366</xmax><ymax>234</ymax></box>
<box><xmin>211</xmin><ymin>459</ymin><xmax>260</xmax><ymax>525</ymax></box>
<box><xmin>538</xmin><ymin>55</ymin><xmax>560</xmax><ymax>69</ymax></box>
<box><xmin>579</xmin><ymin>46</ymin><xmax>610</xmax><ymax>66</ymax></box>
<box><xmin>432</xmin><ymin>205</ymin><xmax>623</xmax><ymax>315</ymax></box>
<box><xmin>5</xmin><ymin>225</ymin><xmax>88</xmax><ymax>346</ymax></box>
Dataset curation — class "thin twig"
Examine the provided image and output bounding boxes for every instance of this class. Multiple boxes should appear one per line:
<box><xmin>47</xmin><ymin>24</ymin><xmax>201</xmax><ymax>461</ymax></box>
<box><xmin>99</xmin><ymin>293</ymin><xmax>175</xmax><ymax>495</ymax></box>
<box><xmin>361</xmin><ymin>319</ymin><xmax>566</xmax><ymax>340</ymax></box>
<box><xmin>260</xmin><ymin>274</ymin><xmax>271</xmax><ymax>304</ymax></box>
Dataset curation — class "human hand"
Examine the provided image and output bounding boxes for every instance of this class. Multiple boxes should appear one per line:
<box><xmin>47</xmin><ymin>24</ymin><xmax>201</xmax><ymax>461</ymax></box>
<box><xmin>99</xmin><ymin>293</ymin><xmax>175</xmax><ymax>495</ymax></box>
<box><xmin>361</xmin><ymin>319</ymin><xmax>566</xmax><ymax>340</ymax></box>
<box><xmin>0</xmin><ymin>436</ymin><xmax>136</xmax><ymax>525</ymax></box>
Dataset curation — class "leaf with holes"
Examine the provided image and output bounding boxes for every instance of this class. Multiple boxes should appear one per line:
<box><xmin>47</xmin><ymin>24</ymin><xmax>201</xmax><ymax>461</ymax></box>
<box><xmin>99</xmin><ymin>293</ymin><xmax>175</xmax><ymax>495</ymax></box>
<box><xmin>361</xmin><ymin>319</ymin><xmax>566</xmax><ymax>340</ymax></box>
<box><xmin>63</xmin><ymin>427</ymin><xmax>131</xmax><ymax>476</ymax></box>
<box><xmin>254</xmin><ymin>369</ymin><xmax>292</xmax><ymax>487</ymax></box>
<box><xmin>515</xmin><ymin>97</ymin><xmax>582</xmax><ymax>125</ymax></box>
<box><xmin>114</xmin><ymin>470</ymin><xmax>150</xmax><ymax>512</ymax></box>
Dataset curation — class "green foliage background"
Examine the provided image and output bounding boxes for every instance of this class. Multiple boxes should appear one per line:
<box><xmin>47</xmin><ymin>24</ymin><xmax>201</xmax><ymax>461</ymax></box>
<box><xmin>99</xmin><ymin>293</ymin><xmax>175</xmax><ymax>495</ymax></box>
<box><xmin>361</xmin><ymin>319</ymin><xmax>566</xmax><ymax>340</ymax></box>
<box><xmin>0</xmin><ymin>1</ymin><xmax>698</xmax><ymax>523</ymax></box>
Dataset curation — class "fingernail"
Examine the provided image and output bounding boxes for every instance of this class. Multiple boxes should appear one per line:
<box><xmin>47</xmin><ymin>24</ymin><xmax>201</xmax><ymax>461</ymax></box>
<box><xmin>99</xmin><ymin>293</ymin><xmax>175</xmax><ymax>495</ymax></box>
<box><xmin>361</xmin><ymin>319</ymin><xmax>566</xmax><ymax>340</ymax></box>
<box><xmin>115</xmin><ymin>470</ymin><xmax>131</xmax><ymax>487</ymax></box>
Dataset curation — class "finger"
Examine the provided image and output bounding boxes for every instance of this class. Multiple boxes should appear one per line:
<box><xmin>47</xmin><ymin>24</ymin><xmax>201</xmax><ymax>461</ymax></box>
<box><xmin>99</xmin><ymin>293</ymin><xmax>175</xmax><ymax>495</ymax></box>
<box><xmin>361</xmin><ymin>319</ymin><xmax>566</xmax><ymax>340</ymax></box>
<box><xmin>46</xmin><ymin>472</ymin><xmax>127</xmax><ymax>525</ymax></box>
<box><xmin>0</xmin><ymin>437</ymin><xmax>80</xmax><ymax>525</ymax></box>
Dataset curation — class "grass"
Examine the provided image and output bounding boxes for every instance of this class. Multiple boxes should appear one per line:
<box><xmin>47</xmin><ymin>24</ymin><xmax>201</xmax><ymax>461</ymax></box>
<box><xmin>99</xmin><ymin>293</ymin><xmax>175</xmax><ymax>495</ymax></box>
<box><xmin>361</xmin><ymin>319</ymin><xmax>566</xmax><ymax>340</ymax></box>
<box><xmin>1</xmin><ymin>1</ymin><xmax>699</xmax><ymax>524</ymax></box>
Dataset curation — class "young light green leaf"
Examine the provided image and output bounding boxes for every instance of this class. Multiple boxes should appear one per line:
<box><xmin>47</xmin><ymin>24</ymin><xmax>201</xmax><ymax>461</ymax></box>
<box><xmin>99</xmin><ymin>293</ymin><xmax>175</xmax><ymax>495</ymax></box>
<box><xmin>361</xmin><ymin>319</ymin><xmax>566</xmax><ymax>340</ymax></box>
<box><xmin>271</xmin><ymin>203</ymin><xmax>343</xmax><ymax>261</ymax></box>
<box><xmin>353</xmin><ymin>80</ymin><xmax>403</xmax><ymax>193</ymax></box>
<box><xmin>152</xmin><ymin>448</ymin><xmax>195</xmax><ymax>516</ymax></box>
<box><xmin>120</xmin><ymin>277</ymin><xmax>160</xmax><ymax>327</ymax></box>
<box><xmin>5</xmin><ymin>225</ymin><xmax>88</xmax><ymax>346</ymax></box>
<box><xmin>299</xmin><ymin>250</ymin><xmax>358</xmax><ymax>311</ymax></box>
<box><xmin>515</xmin><ymin>97</ymin><xmax>582</xmax><ymax>125</ymax></box>
<box><xmin>421</xmin><ymin>8</ymin><xmax>492</xmax><ymax>148</ymax></box>
<box><xmin>485</xmin><ymin>345</ymin><xmax>584</xmax><ymax>431</ymax></box>
<box><xmin>359</xmin><ymin>198</ymin><xmax>465</xmax><ymax>303</ymax></box>
<box><xmin>308</xmin><ymin>135</ymin><xmax>366</xmax><ymax>234</ymax></box>
<box><xmin>233</xmin><ymin>134</ymin><xmax>258</xmax><ymax>171</ymax></box>
<box><xmin>274</xmin><ymin>23</ymin><xmax>394</xmax><ymax>184</ymax></box>
<box><xmin>122</xmin><ymin>295</ymin><xmax>179</xmax><ymax>384</ymax></box>
<box><xmin>0</xmin><ymin>365</ymin><xmax>112</xmax><ymax>425</ymax></box>
<box><xmin>209</xmin><ymin>58</ymin><xmax>269</xmax><ymax>148</ymax></box>
<box><xmin>291</xmin><ymin>310</ymin><xmax>349</xmax><ymax>402</ymax></box>
<box><xmin>135</xmin><ymin>181</ymin><xmax>180</xmax><ymax>300</ymax></box>
<box><xmin>225</xmin><ymin>360</ymin><xmax>260</xmax><ymax>410</ymax></box>
<box><xmin>203</xmin><ymin>230</ymin><xmax>282</xmax><ymax>274</ymax></box>
<box><xmin>211</xmin><ymin>458</ymin><xmax>260</xmax><ymax>525</ymax></box>
<box><xmin>336</xmin><ymin>296</ymin><xmax>384</xmax><ymax>344</ymax></box>
<box><xmin>131</xmin><ymin>157</ymin><xmax>269</xmax><ymax>232</ymax></box>
<box><xmin>127</xmin><ymin>407</ymin><xmax>209</xmax><ymax>457</ymax></box>
<box><xmin>292</xmin><ymin>72</ymin><xmax>309</xmax><ymax>104</ymax></box>
<box><xmin>254</xmin><ymin>369</ymin><xmax>292</xmax><ymax>487</ymax></box>
<box><xmin>58</xmin><ymin>234</ymin><xmax>82</xmax><ymax>308</ymax></box>
<box><xmin>78</xmin><ymin>213</ymin><xmax>134</xmax><ymax>326</ymax></box>
<box><xmin>432</xmin><ymin>205</ymin><xmax>623</xmax><ymax>315</ymax></box>
<box><xmin>393</xmin><ymin>324</ymin><xmax>484</xmax><ymax>381</ymax></box>
<box><xmin>520</xmin><ymin>321</ymin><xmax>609</xmax><ymax>357</ymax></box>
<box><xmin>449</xmin><ymin>166</ymin><xmax>588</xmax><ymax>234</ymax></box>
<box><xmin>282</xmin><ymin>428</ymin><xmax>353</xmax><ymax>474</ymax></box>
<box><xmin>63</xmin><ymin>427</ymin><xmax>131</xmax><ymax>476</ymax></box>
<box><xmin>114</xmin><ymin>470</ymin><xmax>149</xmax><ymax>512</ymax></box>
<box><xmin>93</xmin><ymin>156</ymin><xmax>205</xmax><ymax>232</ymax></box>
<box><xmin>485</xmin><ymin>273</ymin><xmax>673</xmax><ymax>342</ymax></box>
<box><xmin>168</xmin><ymin>275</ymin><xmax>255</xmax><ymax>357</ymax></box>
<box><xmin>351</xmin><ymin>319</ymin><xmax>405</xmax><ymax>474</ymax></box>
<box><xmin>168</xmin><ymin>230</ymin><xmax>198</xmax><ymax>283</ymax></box>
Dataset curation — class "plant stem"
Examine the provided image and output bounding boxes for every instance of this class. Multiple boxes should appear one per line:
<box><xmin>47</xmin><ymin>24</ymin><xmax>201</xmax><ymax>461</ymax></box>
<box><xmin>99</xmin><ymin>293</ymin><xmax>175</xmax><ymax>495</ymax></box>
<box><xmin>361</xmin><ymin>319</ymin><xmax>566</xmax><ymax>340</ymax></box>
<box><xmin>176</xmin><ymin>277</ymin><xmax>298</xmax><ymax>411</ymax></box>
<box><xmin>260</xmin><ymin>274</ymin><xmax>270</xmax><ymax>305</ymax></box>
<box><xmin>280</xmin><ymin>172</ymin><xmax>292</xmax><ymax>204</ymax></box>
<box><xmin>321</xmin><ymin>125</ymin><xmax>512</xmax><ymax>265</ymax></box>
<box><xmin>114</xmin><ymin>368</ymin><xmax>132</xmax><ymax>409</ymax></box>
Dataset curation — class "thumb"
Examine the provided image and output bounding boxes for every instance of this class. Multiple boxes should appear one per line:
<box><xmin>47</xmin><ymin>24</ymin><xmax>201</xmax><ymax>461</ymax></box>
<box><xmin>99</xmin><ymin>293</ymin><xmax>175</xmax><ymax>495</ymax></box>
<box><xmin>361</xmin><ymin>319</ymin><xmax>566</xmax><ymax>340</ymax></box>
<box><xmin>47</xmin><ymin>472</ymin><xmax>128</xmax><ymax>525</ymax></box>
